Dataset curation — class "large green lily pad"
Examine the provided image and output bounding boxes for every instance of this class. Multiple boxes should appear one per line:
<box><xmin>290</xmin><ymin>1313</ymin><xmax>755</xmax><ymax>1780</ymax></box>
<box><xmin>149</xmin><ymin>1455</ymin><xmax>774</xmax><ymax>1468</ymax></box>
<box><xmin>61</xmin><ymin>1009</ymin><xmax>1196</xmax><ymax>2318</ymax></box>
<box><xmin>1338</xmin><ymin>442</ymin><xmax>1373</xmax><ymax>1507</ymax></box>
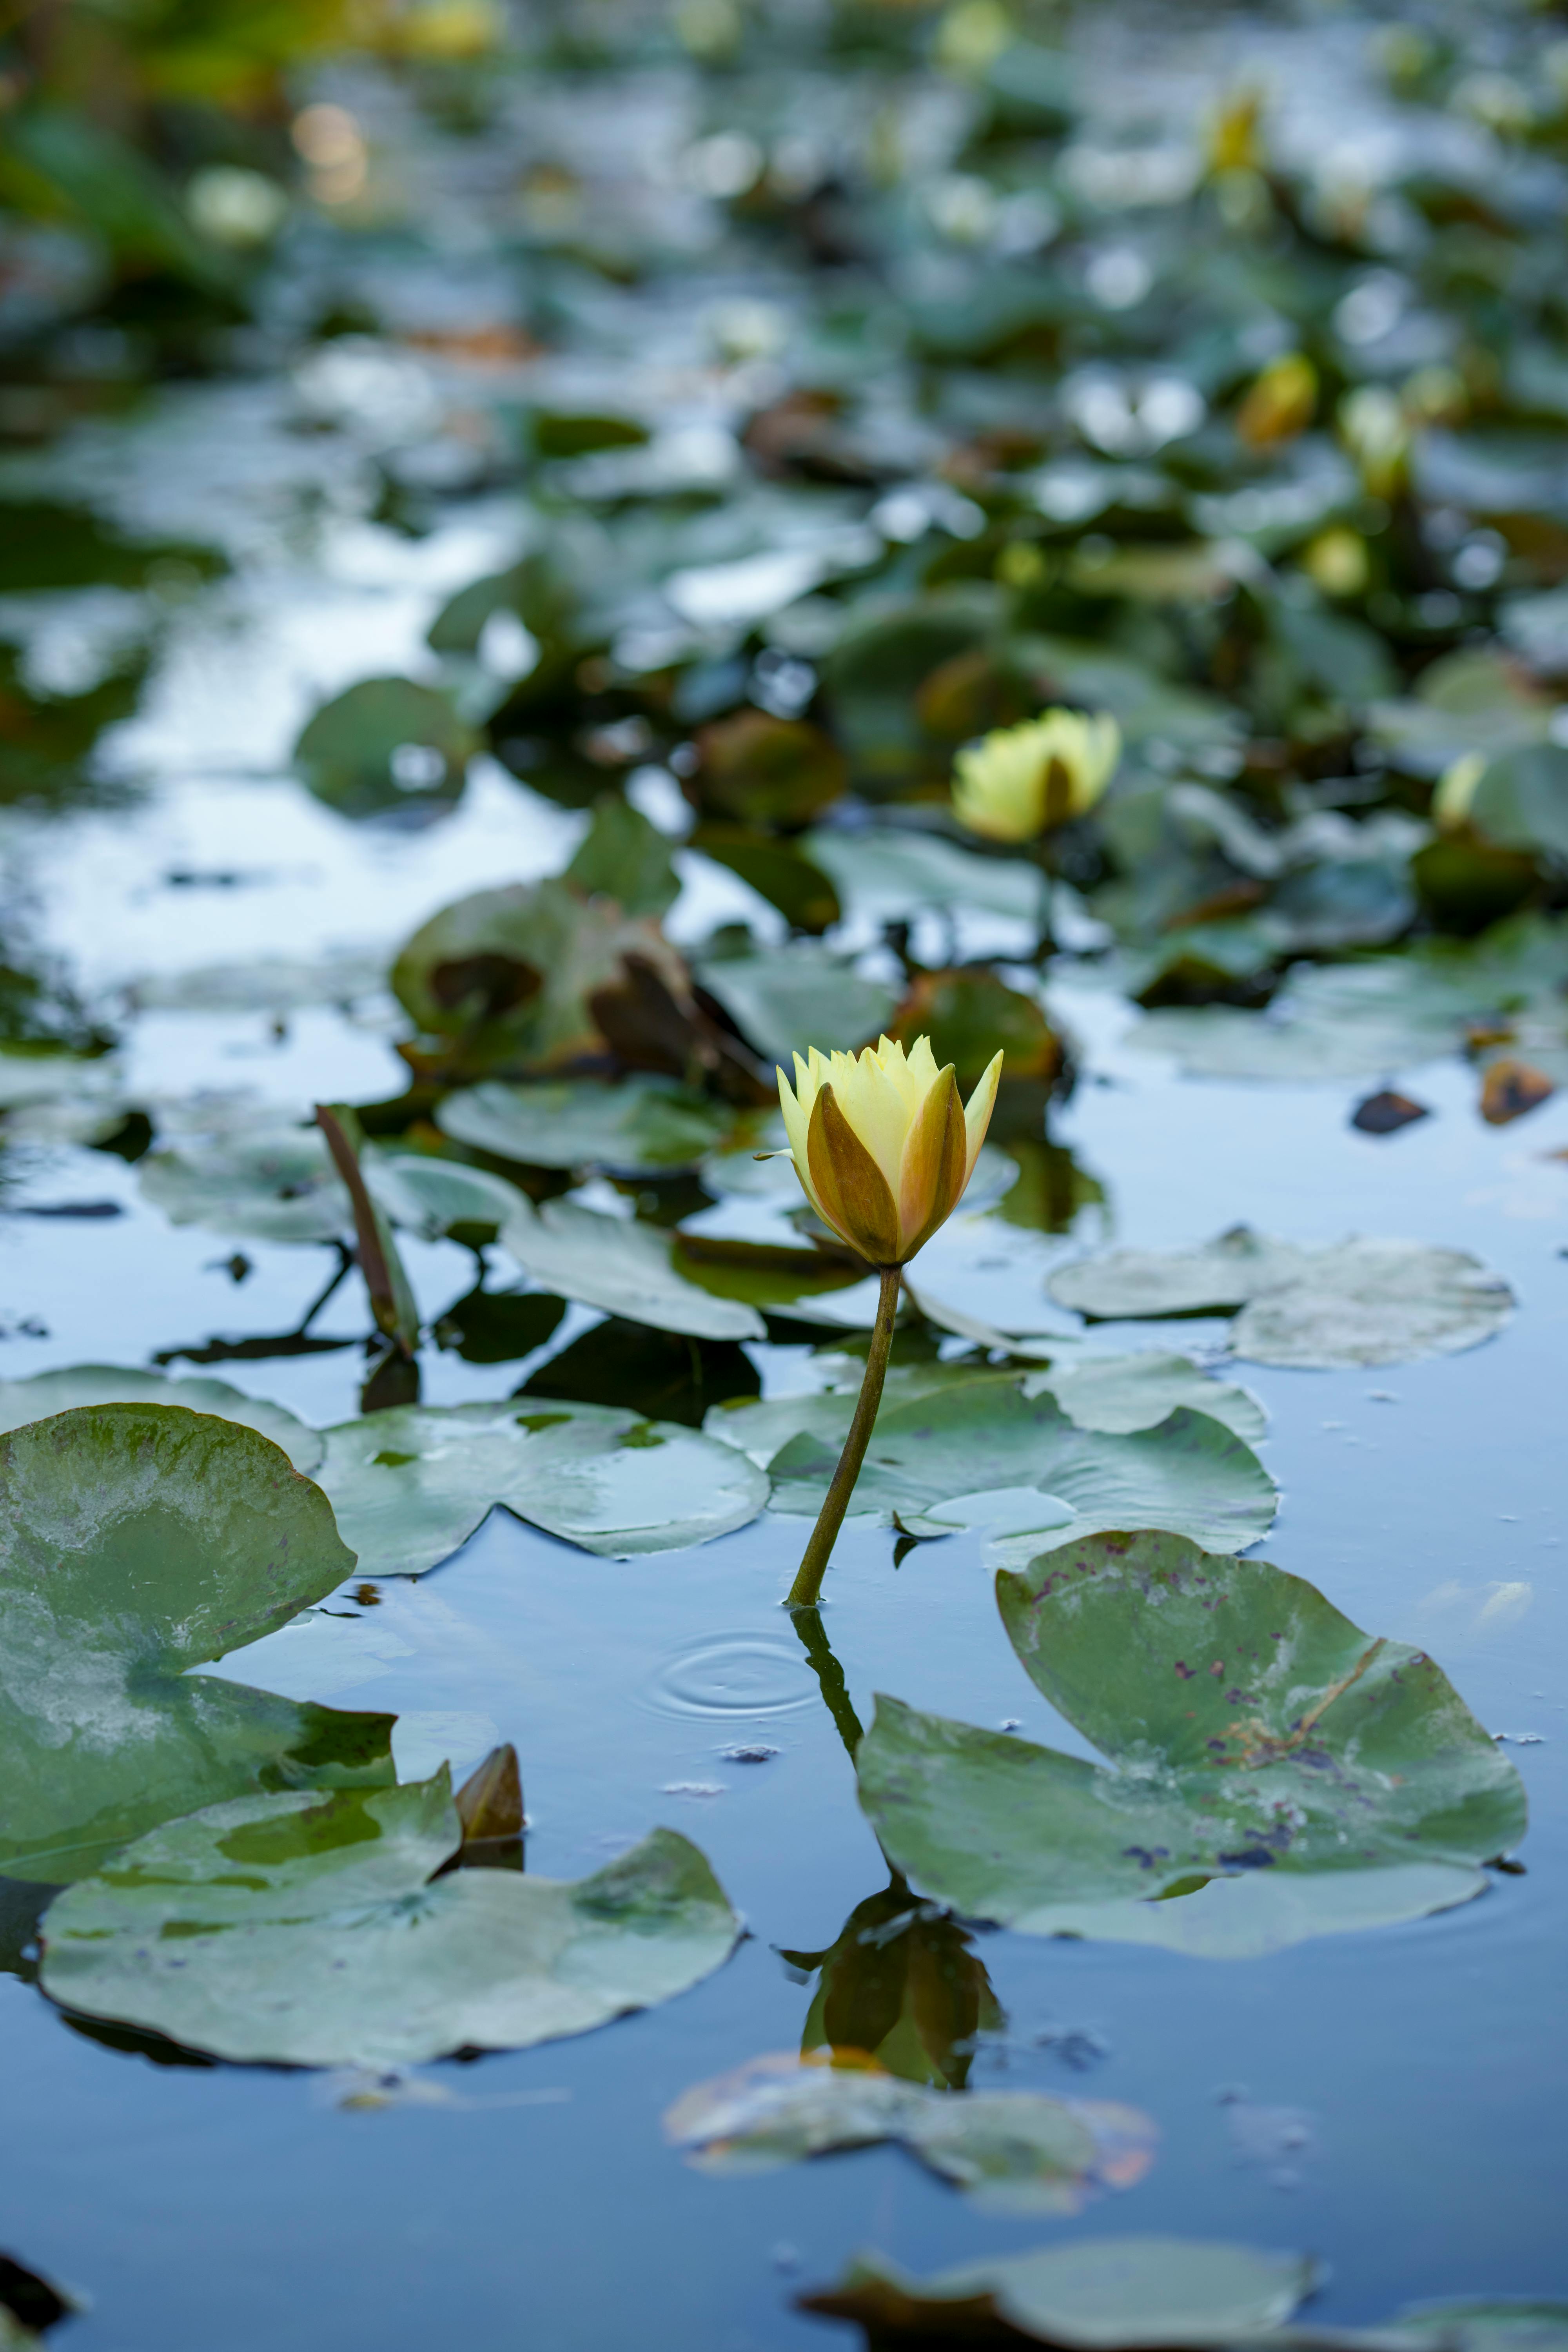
<box><xmin>499</xmin><ymin>1196</ymin><xmax>766</xmax><ymax>1339</ymax></box>
<box><xmin>856</xmin><ymin>1531</ymin><xmax>1526</xmax><ymax>1958</ymax></box>
<box><xmin>694</xmin><ymin>943</ymin><xmax>900</xmax><ymax>1067</ymax></box>
<box><xmin>40</xmin><ymin>1775</ymin><xmax>739</xmax><ymax>2067</ymax></box>
<box><xmin>664</xmin><ymin>2055</ymin><xmax>1155</xmax><ymax>2215</ymax></box>
<box><xmin>0</xmin><ymin>1364</ymin><xmax>323</xmax><ymax>1474</ymax></box>
<box><xmin>364</xmin><ymin>1152</ymin><xmax>532</xmax><ymax>1244</ymax></box>
<box><xmin>761</xmin><ymin>1381</ymin><xmax>1277</xmax><ymax>1553</ymax></box>
<box><xmin>436</xmin><ymin>1074</ymin><xmax>734</xmax><ymax>1173</ymax></box>
<box><xmin>1022</xmin><ymin>1354</ymin><xmax>1266</xmax><ymax>1443</ymax></box>
<box><xmin>317</xmin><ymin>1397</ymin><xmax>769</xmax><ymax>1572</ymax></box>
<box><xmin>0</xmin><ymin>1405</ymin><xmax>393</xmax><ymax>1883</ymax></box>
<box><xmin>800</xmin><ymin>2236</ymin><xmax>1319</xmax><ymax>2348</ymax></box>
<box><xmin>1049</xmin><ymin>1229</ymin><xmax>1514</xmax><ymax>1368</ymax></box>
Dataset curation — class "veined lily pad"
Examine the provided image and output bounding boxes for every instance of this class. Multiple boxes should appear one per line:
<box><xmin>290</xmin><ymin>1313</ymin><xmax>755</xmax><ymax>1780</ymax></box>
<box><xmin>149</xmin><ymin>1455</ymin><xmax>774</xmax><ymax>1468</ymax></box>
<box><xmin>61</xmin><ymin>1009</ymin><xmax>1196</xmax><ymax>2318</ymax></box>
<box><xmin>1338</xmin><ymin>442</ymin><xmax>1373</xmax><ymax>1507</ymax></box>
<box><xmin>436</xmin><ymin>1075</ymin><xmax>734</xmax><ymax>1174</ymax></box>
<box><xmin>800</xmin><ymin>2236</ymin><xmax>1319</xmax><ymax>2347</ymax></box>
<box><xmin>664</xmin><ymin>2055</ymin><xmax>1155</xmax><ymax>2215</ymax></box>
<box><xmin>40</xmin><ymin>1776</ymin><xmax>739</xmax><ymax>2067</ymax></box>
<box><xmin>0</xmin><ymin>1405</ymin><xmax>392</xmax><ymax>1884</ymax></box>
<box><xmin>317</xmin><ymin>1397</ymin><xmax>769</xmax><ymax>1572</ymax></box>
<box><xmin>499</xmin><ymin>1196</ymin><xmax>766</xmax><ymax>1339</ymax></box>
<box><xmin>856</xmin><ymin>1530</ymin><xmax>1526</xmax><ymax>1959</ymax></box>
<box><xmin>0</xmin><ymin>1364</ymin><xmax>323</xmax><ymax>1474</ymax></box>
<box><xmin>761</xmin><ymin>1382</ymin><xmax>1277</xmax><ymax>1554</ymax></box>
<box><xmin>1049</xmin><ymin>1229</ymin><xmax>1514</xmax><ymax>1368</ymax></box>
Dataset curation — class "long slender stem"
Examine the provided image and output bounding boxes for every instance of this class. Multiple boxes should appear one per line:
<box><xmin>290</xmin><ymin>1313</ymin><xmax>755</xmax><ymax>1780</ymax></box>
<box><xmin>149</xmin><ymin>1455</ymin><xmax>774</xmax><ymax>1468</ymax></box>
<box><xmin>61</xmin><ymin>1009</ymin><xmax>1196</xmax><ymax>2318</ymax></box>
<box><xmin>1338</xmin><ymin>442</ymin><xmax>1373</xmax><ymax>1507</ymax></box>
<box><xmin>785</xmin><ymin>1261</ymin><xmax>902</xmax><ymax>1610</ymax></box>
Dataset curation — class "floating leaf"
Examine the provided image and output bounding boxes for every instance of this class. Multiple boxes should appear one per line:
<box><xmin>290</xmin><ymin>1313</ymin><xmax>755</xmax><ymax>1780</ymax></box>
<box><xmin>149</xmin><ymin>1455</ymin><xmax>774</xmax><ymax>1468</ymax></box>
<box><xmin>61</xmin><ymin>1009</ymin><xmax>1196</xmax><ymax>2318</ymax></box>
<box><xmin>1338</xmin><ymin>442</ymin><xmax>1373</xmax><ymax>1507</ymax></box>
<box><xmin>664</xmin><ymin>2055</ymin><xmax>1154</xmax><ymax>2215</ymax></box>
<box><xmin>799</xmin><ymin>2236</ymin><xmax>1319</xmax><ymax>2347</ymax></box>
<box><xmin>689</xmin><ymin>825</ymin><xmax>841</xmax><ymax>933</ymax></box>
<box><xmin>802</xmin><ymin>825</ymin><xmax>1042</xmax><ymax>926</ymax></box>
<box><xmin>564</xmin><ymin>793</ymin><xmax>680</xmax><ymax>918</ymax></box>
<box><xmin>436</xmin><ymin>1074</ymin><xmax>734</xmax><ymax>1173</ymax></box>
<box><xmin>391</xmin><ymin>876</ymin><xmax>687</xmax><ymax>1073</ymax></box>
<box><xmin>365</xmin><ymin>1153</ymin><xmax>532</xmax><ymax>1243</ymax></box>
<box><xmin>1049</xmin><ymin>1229</ymin><xmax>1514</xmax><ymax>1368</ymax></box>
<box><xmin>316</xmin><ymin>1397</ymin><xmax>768</xmax><ymax>1572</ymax></box>
<box><xmin>40</xmin><ymin>1777</ymin><xmax>738</xmax><ymax>2067</ymax></box>
<box><xmin>0</xmin><ymin>1406</ymin><xmax>392</xmax><ymax>1883</ymax></box>
<box><xmin>695</xmin><ymin>944</ymin><xmax>900</xmax><ymax>1066</ymax></box>
<box><xmin>887</xmin><ymin>968</ymin><xmax>1065</xmax><ymax>1086</ymax></box>
<box><xmin>1022</xmin><ymin>1354</ymin><xmax>1266</xmax><ymax>1443</ymax></box>
<box><xmin>499</xmin><ymin>1196</ymin><xmax>766</xmax><ymax>1339</ymax></box>
<box><xmin>138</xmin><ymin>1119</ymin><xmax>350</xmax><ymax>1244</ymax></box>
<box><xmin>0</xmin><ymin>1364</ymin><xmax>323</xmax><ymax>1473</ymax></box>
<box><xmin>293</xmin><ymin>678</ymin><xmax>477</xmax><ymax>819</ymax></box>
<box><xmin>691</xmin><ymin>710</ymin><xmax>846</xmax><ymax>828</ymax></box>
<box><xmin>761</xmin><ymin>1379</ymin><xmax>1277</xmax><ymax>1553</ymax></box>
<box><xmin>856</xmin><ymin>1530</ymin><xmax>1526</xmax><ymax>1958</ymax></box>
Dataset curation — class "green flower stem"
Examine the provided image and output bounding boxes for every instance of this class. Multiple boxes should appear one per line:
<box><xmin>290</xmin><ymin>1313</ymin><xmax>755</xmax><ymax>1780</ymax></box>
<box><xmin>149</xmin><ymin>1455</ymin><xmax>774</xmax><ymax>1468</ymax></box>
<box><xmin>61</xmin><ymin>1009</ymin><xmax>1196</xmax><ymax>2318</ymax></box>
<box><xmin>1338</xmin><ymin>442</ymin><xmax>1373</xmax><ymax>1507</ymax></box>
<box><xmin>785</xmin><ymin>1261</ymin><xmax>902</xmax><ymax>1610</ymax></box>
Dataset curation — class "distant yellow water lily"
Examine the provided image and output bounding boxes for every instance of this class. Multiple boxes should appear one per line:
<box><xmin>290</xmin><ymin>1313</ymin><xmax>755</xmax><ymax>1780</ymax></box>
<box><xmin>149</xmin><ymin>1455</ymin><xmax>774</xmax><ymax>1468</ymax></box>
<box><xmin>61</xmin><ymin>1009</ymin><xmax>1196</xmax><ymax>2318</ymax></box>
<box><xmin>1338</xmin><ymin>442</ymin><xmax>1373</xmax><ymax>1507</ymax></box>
<box><xmin>951</xmin><ymin>710</ymin><xmax>1120</xmax><ymax>843</ymax></box>
<box><xmin>779</xmin><ymin>1035</ymin><xmax>1002</xmax><ymax>1269</ymax></box>
<box><xmin>775</xmin><ymin>1035</ymin><xmax>1002</xmax><ymax>1608</ymax></box>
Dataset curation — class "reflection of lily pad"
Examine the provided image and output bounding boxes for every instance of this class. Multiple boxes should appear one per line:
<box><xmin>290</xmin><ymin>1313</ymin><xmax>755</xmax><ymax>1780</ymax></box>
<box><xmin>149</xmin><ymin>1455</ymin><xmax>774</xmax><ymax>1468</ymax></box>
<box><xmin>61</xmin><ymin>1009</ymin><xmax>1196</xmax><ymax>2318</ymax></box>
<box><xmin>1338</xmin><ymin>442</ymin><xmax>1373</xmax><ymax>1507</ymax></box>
<box><xmin>138</xmin><ymin>1120</ymin><xmax>350</xmax><ymax>1244</ymax></box>
<box><xmin>41</xmin><ymin>1776</ymin><xmax>738</xmax><ymax>2067</ymax></box>
<box><xmin>437</xmin><ymin>1075</ymin><xmax>733</xmax><ymax>1173</ymax></box>
<box><xmin>800</xmin><ymin>2236</ymin><xmax>1318</xmax><ymax>2347</ymax></box>
<box><xmin>665</xmin><ymin>2055</ymin><xmax>1154</xmax><ymax>2216</ymax></box>
<box><xmin>1049</xmin><ymin>1228</ymin><xmax>1514</xmax><ymax>1368</ymax></box>
<box><xmin>856</xmin><ymin>1530</ymin><xmax>1525</xmax><ymax>1959</ymax></box>
<box><xmin>0</xmin><ymin>1364</ymin><xmax>323</xmax><ymax>1474</ymax></box>
<box><xmin>0</xmin><ymin>1406</ymin><xmax>392</xmax><ymax>1883</ymax></box>
<box><xmin>760</xmin><ymin>1381</ymin><xmax>1277</xmax><ymax>1553</ymax></box>
<box><xmin>500</xmin><ymin>1196</ymin><xmax>766</xmax><ymax>1339</ymax></box>
<box><xmin>317</xmin><ymin>1397</ymin><xmax>768</xmax><ymax>1572</ymax></box>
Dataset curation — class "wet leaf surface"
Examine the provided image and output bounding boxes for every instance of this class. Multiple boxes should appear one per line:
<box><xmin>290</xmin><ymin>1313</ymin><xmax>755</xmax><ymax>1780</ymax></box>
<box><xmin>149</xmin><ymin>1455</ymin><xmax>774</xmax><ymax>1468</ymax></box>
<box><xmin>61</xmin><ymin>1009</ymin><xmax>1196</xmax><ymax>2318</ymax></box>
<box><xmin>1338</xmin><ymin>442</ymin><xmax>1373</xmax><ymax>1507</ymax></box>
<box><xmin>40</xmin><ymin>1777</ymin><xmax>739</xmax><ymax>2067</ymax></box>
<box><xmin>0</xmin><ymin>1406</ymin><xmax>392</xmax><ymax>1883</ymax></box>
<box><xmin>857</xmin><ymin>1530</ymin><xmax>1525</xmax><ymax>1958</ymax></box>
<box><xmin>0</xmin><ymin>1363</ymin><xmax>323</xmax><ymax>1473</ymax></box>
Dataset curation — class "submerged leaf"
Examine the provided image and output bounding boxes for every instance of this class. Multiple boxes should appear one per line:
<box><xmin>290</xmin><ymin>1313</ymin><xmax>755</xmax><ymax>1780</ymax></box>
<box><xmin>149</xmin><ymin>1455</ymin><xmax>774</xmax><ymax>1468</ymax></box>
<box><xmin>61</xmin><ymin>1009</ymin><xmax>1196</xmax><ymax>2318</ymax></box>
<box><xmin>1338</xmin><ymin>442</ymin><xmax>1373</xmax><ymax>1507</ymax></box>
<box><xmin>0</xmin><ymin>1406</ymin><xmax>391</xmax><ymax>1883</ymax></box>
<box><xmin>316</xmin><ymin>1397</ymin><xmax>768</xmax><ymax>1572</ymax></box>
<box><xmin>40</xmin><ymin>1778</ymin><xmax>738</xmax><ymax>2067</ymax></box>
<box><xmin>856</xmin><ymin>1530</ymin><xmax>1525</xmax><ymax>1958</ymax></box>
<box><xmin>665</xmin><ymin>2054</ymin><xmax>1153</xmax><ymax>2214</ymax></box>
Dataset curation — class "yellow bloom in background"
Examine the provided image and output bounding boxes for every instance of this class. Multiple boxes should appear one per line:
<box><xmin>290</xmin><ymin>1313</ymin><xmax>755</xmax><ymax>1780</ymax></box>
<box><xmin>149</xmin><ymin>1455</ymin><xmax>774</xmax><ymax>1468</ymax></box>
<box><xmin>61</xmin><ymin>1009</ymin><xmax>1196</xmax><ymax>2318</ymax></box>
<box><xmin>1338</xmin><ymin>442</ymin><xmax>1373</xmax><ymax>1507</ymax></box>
<box><xmin>951</xmin><ymin>710</ymin><xmax>1120</xmax><ymax>843</ymax></box>
<box><xmin>1236</xmin><ymin>351</ymin><xmax>1317</xmax><ymax>449</ymax></box>
<box><xmin>778</xmin><ymin>1036</ymin><xmax>1002</xmax><ymax>1267</ymax></box>
<box><xmin>1432</xmin><ymin>751</ymin><xmax>1487</xmax><ymax>832</ymax></box>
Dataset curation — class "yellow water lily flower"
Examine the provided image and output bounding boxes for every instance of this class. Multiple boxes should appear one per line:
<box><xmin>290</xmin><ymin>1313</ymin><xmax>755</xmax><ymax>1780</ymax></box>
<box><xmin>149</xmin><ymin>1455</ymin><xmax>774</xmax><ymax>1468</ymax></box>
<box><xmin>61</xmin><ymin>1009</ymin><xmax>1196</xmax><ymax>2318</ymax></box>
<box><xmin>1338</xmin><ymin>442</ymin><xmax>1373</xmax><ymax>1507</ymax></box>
<box><xmin>951</xmin><ymin>710</ymin><xmax>1120</xmax><ymax>843</ymax></box>
<box><xmin>778</xmin><ymin>1035</ymin><xmax>1002</xmax><ymax>1267</ymax></box>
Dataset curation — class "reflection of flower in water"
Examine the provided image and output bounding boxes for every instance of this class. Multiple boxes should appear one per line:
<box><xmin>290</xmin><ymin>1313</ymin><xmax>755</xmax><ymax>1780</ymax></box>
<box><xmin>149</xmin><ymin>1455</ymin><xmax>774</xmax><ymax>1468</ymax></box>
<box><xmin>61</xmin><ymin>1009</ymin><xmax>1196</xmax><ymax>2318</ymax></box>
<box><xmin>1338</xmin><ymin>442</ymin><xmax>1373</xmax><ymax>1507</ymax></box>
<box><xmin>780</xmin><ymin>1875</ymin><xmax>1003</xmax><ymax>2089</ymax></box>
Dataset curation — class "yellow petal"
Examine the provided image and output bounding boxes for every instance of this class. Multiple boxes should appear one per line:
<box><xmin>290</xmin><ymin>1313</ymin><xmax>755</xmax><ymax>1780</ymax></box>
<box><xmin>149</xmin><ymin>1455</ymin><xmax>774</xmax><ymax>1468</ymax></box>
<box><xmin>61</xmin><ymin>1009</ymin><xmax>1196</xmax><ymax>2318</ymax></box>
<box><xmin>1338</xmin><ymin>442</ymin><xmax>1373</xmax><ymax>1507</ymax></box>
<box><xmin>778</xmin><ymin>1063</ymin><xmax>831</xmax><ymax>1227</ymax></box>
<box><xmin>897</xmin><ymin>1065</ymin><xmax>967</xmax><ymax>1259</ymax></box>
<box><xmin>807</xmin><ymin>1082</ymin><xmax>902</xmax><ymax>1263</ymax></box>
<box><xmin>962</xmin><ymin>1050</ymin><xmax>1004</xmax><ymax>1180</ymax></box>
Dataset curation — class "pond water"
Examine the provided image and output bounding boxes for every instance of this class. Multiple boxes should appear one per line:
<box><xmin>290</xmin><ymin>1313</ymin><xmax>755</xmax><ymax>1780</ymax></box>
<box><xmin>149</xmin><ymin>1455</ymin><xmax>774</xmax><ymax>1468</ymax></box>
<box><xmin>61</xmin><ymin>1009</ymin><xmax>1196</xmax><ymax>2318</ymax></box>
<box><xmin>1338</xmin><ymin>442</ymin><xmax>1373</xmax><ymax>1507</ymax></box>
<box><xmin>2</xmin><ymin>0</ymin><xmax>1567</xmax><ymax>2344</ymax></box>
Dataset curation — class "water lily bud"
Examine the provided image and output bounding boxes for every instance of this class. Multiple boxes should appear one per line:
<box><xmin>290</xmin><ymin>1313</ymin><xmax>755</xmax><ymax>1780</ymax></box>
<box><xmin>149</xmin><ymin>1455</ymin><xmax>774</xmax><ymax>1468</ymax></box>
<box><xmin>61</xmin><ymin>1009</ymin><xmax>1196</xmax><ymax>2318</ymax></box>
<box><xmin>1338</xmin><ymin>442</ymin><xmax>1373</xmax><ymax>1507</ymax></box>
<box><xmin>1338</xmin><ymin>385</ymin><xmax>1409</xmax><ymax>498</ymax></box>
<box><xmin>1432</xmin><ymin>751</ymin><xmax>1487</xmax><ymax>832</ymax></box>
<box><xmin>951</xmin><ymin>710</ymin><xmax>1121</xmax><ymax>842</ymax></box>
<box><xmin>778</xmin><ymin>1036</ymin><xmax>1002</xmax><ymax>1267</ymax></box>
<box><xmin>1236</xmin><ymin>352</ymin><xmax>1317</xmax><ymax>449</ymax></box>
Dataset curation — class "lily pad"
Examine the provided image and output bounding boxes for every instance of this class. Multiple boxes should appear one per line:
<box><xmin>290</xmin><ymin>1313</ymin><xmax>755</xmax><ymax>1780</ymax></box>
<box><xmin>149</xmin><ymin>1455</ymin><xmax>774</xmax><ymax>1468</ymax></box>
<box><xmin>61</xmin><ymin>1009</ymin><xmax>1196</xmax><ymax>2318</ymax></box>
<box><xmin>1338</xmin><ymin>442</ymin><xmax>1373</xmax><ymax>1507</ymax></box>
<box><xmin>0</xmin><ymin>1364</ymin><xmax>323</xmax><ymax>1474</ymax></box>
<box><xmin>40</xmin><ymin>1775</ymin><xmax>739</xmax><ymax>2067</ymax></box>
<box><xmin>664</xmin><ymin>2055</ymin><xmax>1154</xmax><ymax>2215</ymax></box>
<box><xmin>1022</xmin><ymin>1354</ymin><xmax>1267</xmax><ymax>1443</ymax></box>
<box><xmin>364</xmin><ymin>1153</ymin><xmax>532</xmax><ymax>1243</ymax></box>
<box><xmin>564</xmin><ymin>792</ymin><xmax>679</xmax><ymax>918</ymax></box>
<box><xmin>1049</xmin><ymin>1228</ymin><xmax>1514</xmax><ymax>1368</ymax></box>
<box><xmin>856</xmin><ymin>1530</ymin><xmax>1526</xmax><ymax>1958</ymax></box>
<box><xmin>800</xmin><ymin>2236</ymin><xmax>1319</xmax><ymax>2348</ymax></box>
<box><xmin>293</xmin><ymin>677</ymin><xmax>477</xmax><ymax>819</ymax></box>
<box><xmin>436</xmin><ymin>1075</ymin><xmax>734</xmax><ymax>1174</ymax></box>
<box><xmin>317</xmin><ymin>1397</ymin><xmax>769</xmax><ymax>1572</ymax></box>
<box><xmin>801</xmin><ymin>826</ymin><xmax>1043</xmax><ymax>926</ymax></box>
<box><xmin>695</xmin><ymin>944</ymin><xmax>901</xmax><ymax>1068</ymax></box>
<box><xmin>0</xmin><ymin>1405</ymin><xmax>392</xmax><ymax>1883</ymax></box>
<box><xmin>763</xmin><ymin>1381</ymin><xmax>1277</xmax><ymax>1553</ymax></box>
<box><xmin>499</xmin><ymin>1196</ymin><xmax>766</xmax><ymax>1339</ymax></box>
<box><xmin>138</xmin><ymin>1119</ymin><xmax>350</xmax><ymax>1244</ymax></box>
